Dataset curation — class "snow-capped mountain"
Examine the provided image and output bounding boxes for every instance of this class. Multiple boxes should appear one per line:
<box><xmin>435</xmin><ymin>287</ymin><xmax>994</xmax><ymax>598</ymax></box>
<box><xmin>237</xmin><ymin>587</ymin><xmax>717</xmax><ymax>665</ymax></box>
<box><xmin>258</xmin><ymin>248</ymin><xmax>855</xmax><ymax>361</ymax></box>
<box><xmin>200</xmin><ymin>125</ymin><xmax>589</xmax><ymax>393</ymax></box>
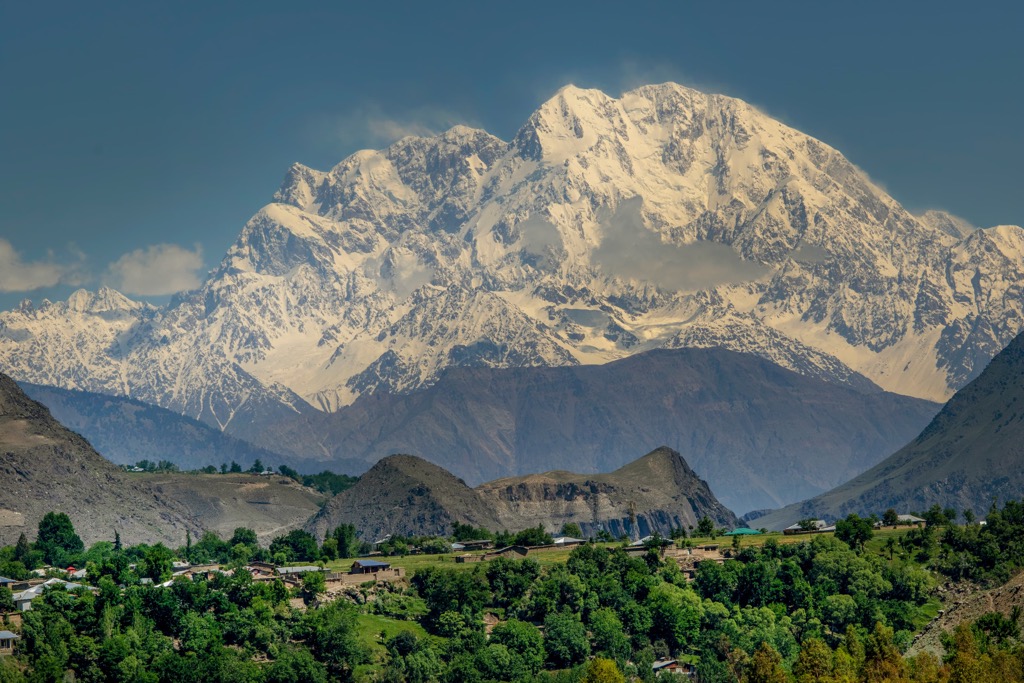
<box><xmin>1</xmin><ymin>83</ymin><xmax>1022</xmax><ymax>435</ymax></box>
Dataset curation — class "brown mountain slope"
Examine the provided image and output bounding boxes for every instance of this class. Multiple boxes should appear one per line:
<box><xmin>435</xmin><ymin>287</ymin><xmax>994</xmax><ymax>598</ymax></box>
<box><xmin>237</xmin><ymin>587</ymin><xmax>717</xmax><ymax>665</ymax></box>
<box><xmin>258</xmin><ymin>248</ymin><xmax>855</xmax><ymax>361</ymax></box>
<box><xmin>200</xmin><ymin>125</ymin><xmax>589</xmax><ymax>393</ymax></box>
<box><xmin>755</xmin><ymin>331</ymin><xmax>1024</xmax><ymax>530</ymax></box>
<box><xmin>305</xmin><ymin>455</ymin><xmax>503</xmax><ymax>542</ymax></box>
<box><xmin>477</xmin><ymin>446</ymin><xmax>738</xmax><ymax>538</ymax></box>
<box><xmin>305</xmin><ymin>447</ymin><xmax>737</xmax><ymax>541</ymax></box>
<box><xmin>134</xmin><ymin>472</ymin><xmax>328</xmax><ymax>544</ymax></box>
<box><xmin>0</xmin><ymin>372</ymin><xmax>201</xmax><ymax>547</ymax></box>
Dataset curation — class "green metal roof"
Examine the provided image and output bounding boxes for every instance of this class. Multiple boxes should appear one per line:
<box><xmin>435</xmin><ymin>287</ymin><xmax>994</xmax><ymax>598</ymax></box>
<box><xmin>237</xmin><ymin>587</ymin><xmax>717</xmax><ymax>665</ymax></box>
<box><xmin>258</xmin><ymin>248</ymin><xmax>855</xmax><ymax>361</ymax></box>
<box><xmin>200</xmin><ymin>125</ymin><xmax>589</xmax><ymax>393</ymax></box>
<box><xmin>723</xmin><ymin>528</ymin><xmax>762</xmax><ymax>535</ymax></box>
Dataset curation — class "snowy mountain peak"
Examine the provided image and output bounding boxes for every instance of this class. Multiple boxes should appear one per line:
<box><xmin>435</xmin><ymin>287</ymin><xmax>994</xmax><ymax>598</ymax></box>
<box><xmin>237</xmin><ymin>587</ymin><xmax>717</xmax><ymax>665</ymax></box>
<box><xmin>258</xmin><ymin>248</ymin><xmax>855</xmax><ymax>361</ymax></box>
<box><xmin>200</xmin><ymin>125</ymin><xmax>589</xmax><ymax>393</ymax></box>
<box><xmin>65</xmin><ymin>287</ymin><xmax>146</xmax><ymax>314</ymax></box>
<box><xmin>2</xmin><ymin>82</ymin><xmax>1023</xmax><ymax>434</ymax></box>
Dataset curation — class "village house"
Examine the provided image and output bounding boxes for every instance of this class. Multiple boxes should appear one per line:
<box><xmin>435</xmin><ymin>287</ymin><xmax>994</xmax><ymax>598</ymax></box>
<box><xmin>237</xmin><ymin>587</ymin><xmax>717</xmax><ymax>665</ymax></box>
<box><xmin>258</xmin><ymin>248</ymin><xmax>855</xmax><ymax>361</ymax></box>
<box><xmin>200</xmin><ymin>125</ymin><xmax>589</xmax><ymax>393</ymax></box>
<box><xmin>783</xmin><ymin>520</ymin><xmax>836</xmax><ymax>535</ymax></box>
<box><xmin>652</xmin><ymin>658</ymin><xmax>696</xmax><ymax>676</ymax></box>
<box><xmin>0</xmin><ymin>630</ymin><xmax>19</xmax><ymax>657</ymax></box>
<box><xmin>350</xmin><ymin>559</ymin><xmax>391</xmax><ymax>574</ymax></box>
<box><xmin>11</xmin><ymin>578</ymin><xmax>95</xmax><ymax>612</ymax></box>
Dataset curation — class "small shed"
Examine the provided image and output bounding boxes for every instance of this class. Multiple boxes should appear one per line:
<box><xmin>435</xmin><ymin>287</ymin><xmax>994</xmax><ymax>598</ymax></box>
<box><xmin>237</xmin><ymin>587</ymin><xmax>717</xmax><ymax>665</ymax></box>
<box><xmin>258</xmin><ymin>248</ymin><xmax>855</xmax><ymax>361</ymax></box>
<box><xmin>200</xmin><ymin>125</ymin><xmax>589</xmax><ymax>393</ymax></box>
<box><xmin>350</xmin><ymin>559</ymin><xmax>391</xmax><ymax>574</ymax></box>
<box><xmin>0</xmin><ymin>630</ymin><xmax>18</xmax><ymax>657</ymax></box>
<box><xmin>552</xmin><ymin>536</ymin><xmax>586</xmax><ymax>546</ymax></box>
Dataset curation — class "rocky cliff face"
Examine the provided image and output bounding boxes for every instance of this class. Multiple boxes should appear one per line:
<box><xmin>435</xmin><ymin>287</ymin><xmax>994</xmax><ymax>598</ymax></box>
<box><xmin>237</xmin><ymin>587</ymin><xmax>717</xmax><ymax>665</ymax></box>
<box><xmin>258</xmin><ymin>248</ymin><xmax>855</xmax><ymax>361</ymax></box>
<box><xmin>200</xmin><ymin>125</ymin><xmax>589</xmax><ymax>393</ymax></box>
<box><xmin>477</xmin><ymin>447</ymin><xmax>738</xmax><ymax>538</ymax></box>
<box><xmin>1</xmin><ymin>83</ymin><xmax>1021</xmax><ymax>441</ymax></box>
<box><xmin>0</xmin><ymin>372</ymin><xmax>201</xmax><ymax>547</ymax></box>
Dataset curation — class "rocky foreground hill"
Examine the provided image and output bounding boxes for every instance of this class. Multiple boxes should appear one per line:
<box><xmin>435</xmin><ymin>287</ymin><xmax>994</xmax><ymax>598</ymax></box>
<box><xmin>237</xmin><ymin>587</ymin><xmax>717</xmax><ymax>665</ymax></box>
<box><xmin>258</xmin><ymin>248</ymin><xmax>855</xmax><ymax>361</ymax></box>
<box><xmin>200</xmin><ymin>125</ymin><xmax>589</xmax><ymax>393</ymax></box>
<box><xmin>304</xmin><ymin>454</ymin><xmax>503</xmax><ymax>542</ymax></box>
<box><xmin>0</xmin><ymin>372</ymin><xmax>201</xmax><ymax>547</ymax></box>
<box><xmin>305</xmin><ymin>447</ymin><xmax>737</xmax><ymax>541</ymax></box>
<box><xmin>755</xmin><ymin>330</ymin><xmax>1024</xmax><ymax>529</ymax></box>
<box><xmin>1</xmin><ymin>82</ymin><xmax>1021</xmax><ymax>448</ymax></box>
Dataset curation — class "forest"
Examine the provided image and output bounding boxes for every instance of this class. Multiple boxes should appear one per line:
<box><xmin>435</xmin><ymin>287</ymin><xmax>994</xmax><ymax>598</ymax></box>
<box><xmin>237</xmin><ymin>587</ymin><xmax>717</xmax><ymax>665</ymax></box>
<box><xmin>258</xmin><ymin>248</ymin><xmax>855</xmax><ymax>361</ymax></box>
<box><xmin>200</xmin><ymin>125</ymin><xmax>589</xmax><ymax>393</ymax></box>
<box><xmin>3</xmin><ymin>503</ymin><xmax>1024</xmax><ymax>682</ymax></box>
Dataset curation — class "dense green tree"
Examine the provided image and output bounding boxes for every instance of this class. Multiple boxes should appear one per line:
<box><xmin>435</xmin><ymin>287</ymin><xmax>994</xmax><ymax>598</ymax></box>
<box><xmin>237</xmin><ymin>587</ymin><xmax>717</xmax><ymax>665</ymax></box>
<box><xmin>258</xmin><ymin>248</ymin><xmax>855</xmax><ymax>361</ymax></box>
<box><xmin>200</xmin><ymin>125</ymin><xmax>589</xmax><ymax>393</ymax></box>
<box><xmin>582</xmin><ymin>657</ymin><xmax>625</xmax><ymax>683</ymax></box>
<box><xmin>835</xmin><ymin>513</ymin><xmax>874</xmax><ymax>551</ymax></box>
<box><xmin>489</xmin><ymin>619</ymin><xmax>545</xmax><ymax>675</ymax></box>
<box><xmin>330</xmin><ymin>524</ymin><xmax>359</xmax><ymax>559</ymax></box>
<box><xmin>301</xmin><ymin>600</ymin><xmax>365</xmax><ymax>679</ymax></box>
<box><xmin>560</xmin><ymin>522</ymin><xmax>583</xmax><ymax>538</ymax></box>
<box><xmin>451</xmin><ymin>522</ymin><xmax>494</xmax><ymax>542</ymax></box>
<box><xmin>411</xmin><ymin>566</ymin><xmax>488</xmax><ymax>633</ymax></box>
<box><xmin>301</xmin><ymin>571</ymin><xmax>326</xmax><ymax>605</ymax></box>
<box><xmin>697</xmin><ymin>516</ymin><xmax>715</xmax><ymax>537</ymax></box>
<box><xmin>35</xmin><ymin>512</ymin><xmax>84</xmax><ymax>566</ymax></box>
<box><xmin>793</xmin><ymin>637</ymin><xmax>834</xmax><ymax>682</ymax></box>
<box><xmin>513</xmin><ymin>525</ymin><xmax>554</xmax><ymax>547</ymax></box>
<box><xmin>747</xmin><ymin>641</ymin><xmax>788</xmax><ymax>683</ymax></box>
<box><xmin>138</xmin><ymin>543</ymin><xmax>174</xmax><ymax>582</ymax></box>
<box><xmin>14</xmin><ymin>532</ymin><xmax>38</xmax><ymax>570</ymax></box>
<box><xmin>269</xmin><ymin>530</ymin><xmax>320</xmax><ymax>563</ymax></box>
<box><xmin>543</xmin><ymin>610</ymin><xmax>590</xmax><ymax>668</ymax></box>
<box><xmin>590</xmin><ymin>607</ymin><xmax>631</xmax><ymax>666</ymax></box>
<box><xmin>486</xmin><ymin>556</ymin><xmax>541</xmax><ymax>609</ymax></box>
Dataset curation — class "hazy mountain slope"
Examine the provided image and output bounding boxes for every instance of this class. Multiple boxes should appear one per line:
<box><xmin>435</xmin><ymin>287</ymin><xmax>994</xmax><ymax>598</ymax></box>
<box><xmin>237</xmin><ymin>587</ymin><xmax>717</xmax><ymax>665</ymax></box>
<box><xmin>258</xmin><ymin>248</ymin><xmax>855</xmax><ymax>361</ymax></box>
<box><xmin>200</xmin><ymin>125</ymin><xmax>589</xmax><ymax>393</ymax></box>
<box><xmin>0</xmin><ymin>372</ymin><xmax>201</xmax><ymax>547</ymax></box>
<box><xmin>1</xmin><ymin>83</ymin><xmax>1022</xmax><ymax>439</ymax></box>
<box><xmin>19</xmin><ymin>382</ymin><xmax>292</xmax><ymax>471</ymax></box>
<box><xmin>477</xmin><ymin>446</ymin><xmax>738</xmax><ymax>538</ymax></box>
<box><xmin>136</xmin><ymin>472</ymin><xmax>327</xmax><ymax>543</ymax></box>
<box><xmin>262</xmin><ymin>348</ymin><xmax>939</xmax><ymax>514</ymax></box>
<box><xmin>755</xmin><ymin>331</ymin><xmax>1024</xmax><ymax>529</ymax></box>
<box><xmin>304</xmin><ymin>454</ymin><xmax>502</xmax><ymax>542</ymax></box>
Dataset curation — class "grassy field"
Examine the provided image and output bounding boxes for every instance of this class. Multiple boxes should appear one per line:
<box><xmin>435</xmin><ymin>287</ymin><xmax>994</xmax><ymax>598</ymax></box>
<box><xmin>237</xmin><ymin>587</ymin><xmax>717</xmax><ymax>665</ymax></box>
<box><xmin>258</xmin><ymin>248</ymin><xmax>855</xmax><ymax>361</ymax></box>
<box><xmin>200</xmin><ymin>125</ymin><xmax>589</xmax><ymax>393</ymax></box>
<box><xmin>353</xmin><ymin>613</ymin><xmax>431</xmax><ymax>681</ymax></box>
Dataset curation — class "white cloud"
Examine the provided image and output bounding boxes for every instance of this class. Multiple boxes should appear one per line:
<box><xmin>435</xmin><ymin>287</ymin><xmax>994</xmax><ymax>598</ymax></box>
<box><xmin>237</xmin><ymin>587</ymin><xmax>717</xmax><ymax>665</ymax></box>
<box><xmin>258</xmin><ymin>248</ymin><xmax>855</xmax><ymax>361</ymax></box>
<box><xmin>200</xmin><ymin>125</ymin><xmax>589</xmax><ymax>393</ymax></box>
<box><xmin>105</xmin><ymin>243</ymin><xmax>204</xmax><ymax>296</ymax></box>
<box><xmin>0</xmin><ymin>239</ymin><xmax>68</xmax><ymax>292</ymax></box>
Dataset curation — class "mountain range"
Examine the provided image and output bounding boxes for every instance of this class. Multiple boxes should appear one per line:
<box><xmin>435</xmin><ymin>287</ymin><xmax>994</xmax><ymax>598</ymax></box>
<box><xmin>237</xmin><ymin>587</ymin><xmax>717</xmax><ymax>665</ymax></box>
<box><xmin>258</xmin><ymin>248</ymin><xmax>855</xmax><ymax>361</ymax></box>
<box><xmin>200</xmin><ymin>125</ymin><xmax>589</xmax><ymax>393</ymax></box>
<box><xmin>754</xmin><ymin>330</ymin><xmax>1024</xmax><ymax>529</ymax></box>
<box><xmin>257</xmin><ymin>347</ymin><xmax>938</xmax><ymax>514</ymax></box>
<box><xmin>1</xmin><ymin>82</ymin><xmax>1022</xmax><ymax>507</ymax></box>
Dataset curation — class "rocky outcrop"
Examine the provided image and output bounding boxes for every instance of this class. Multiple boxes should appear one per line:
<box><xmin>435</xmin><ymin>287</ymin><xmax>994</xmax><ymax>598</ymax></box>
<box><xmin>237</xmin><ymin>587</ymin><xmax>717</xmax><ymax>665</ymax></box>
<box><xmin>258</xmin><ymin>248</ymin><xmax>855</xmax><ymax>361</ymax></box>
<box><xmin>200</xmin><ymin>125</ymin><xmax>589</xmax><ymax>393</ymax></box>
<box><xmin>477</xmin><ymin>447</ymin><xmax>738</xmax><ymax>538</ymax></box>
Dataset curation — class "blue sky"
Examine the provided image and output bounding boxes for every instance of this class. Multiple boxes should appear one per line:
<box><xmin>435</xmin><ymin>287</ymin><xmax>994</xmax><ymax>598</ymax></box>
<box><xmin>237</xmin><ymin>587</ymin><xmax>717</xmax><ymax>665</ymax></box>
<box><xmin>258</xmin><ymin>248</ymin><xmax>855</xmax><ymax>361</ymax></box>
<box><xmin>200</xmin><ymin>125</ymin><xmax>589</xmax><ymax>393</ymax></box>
<box><xmin>1</xmin><ymin>1</ymin><xmax>1022</xmax><ymax>309</ymax></box>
